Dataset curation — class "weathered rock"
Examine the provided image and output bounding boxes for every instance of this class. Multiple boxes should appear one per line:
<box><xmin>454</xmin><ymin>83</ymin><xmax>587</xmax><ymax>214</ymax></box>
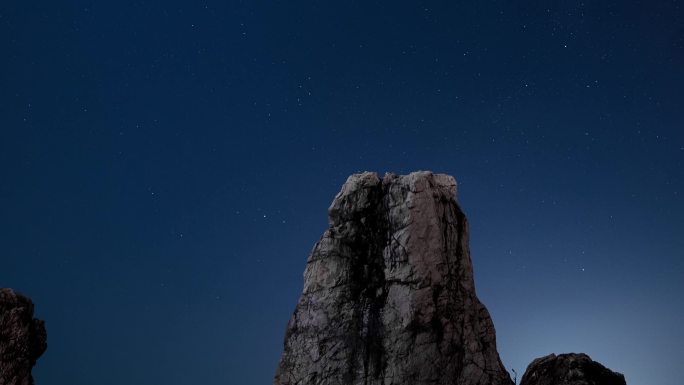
<box><xmin>0</xmin><ymin>288</ymin><xmax>47</xmax><ymax>385</ymax></box>
<box><xmin>520</xmin><ymin>353</ymin><xmax>626</xmax><ymax>385</ymax></box>
<box><xmin>274</xmin><ymin>171</ymin><xmax>513</xmax><ymax>385</ymax></box>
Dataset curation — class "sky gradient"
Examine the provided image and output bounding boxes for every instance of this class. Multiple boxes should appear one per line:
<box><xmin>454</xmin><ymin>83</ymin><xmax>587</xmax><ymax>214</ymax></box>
<box><xmin>2</xmin><ymin>2</ymin><xmax>683</xmax><ymax>385</ymax></box>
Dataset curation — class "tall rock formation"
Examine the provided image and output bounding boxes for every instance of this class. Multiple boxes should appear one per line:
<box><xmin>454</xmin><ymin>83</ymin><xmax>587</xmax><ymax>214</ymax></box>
<box><xmin>274</xmin><ymin>171</ymin><xmax>513</xmax><ymax>385</ymax></box>
<box><xmin>0</xmin><ymin>288</ymin><xmax>47</xmax><ymax>385</ymax></box>
<box><xmin>520</xmin><ymin>353</ymin><xmax>626</xmax><ymax>385</ymax></box>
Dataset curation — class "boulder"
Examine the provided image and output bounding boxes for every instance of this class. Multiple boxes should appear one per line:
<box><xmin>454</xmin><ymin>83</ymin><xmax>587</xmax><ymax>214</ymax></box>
<box><xmin>520</xmin><ymin>353</ymin><xmax>626</xmax><ymax>385</ymax></box>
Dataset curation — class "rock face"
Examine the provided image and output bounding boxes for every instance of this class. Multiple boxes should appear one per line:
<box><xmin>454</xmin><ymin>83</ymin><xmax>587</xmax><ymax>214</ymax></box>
<box><xmin>274</xmin><ymin>171</ymin><xmax>513</xmax><ymax>385</ymax></box>
<box><xmin>520</xmin><ymin>353</ymin><xmax>626</xmax><ymax>385</ymax></box>
<box><xmin>0</xmin><ymin>289</ymin><xmax>47</xmax><ymax>385</ymax></box>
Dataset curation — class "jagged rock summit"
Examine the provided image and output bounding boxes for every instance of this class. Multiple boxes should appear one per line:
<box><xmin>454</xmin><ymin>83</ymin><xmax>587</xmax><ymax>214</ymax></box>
<box><xmin>520</xmin><ymin>353</ymin><xmax>626</xmax><ymax>385</ymax></box>
<box><xmin>0</xmin><ymin>288</ymin><xmax>47</xmax><ymax>385</ymax></box>
<box><xmin>274</xmin><ymin>171</ymin><xmax>513</xmax><ymax>385</ymax></box>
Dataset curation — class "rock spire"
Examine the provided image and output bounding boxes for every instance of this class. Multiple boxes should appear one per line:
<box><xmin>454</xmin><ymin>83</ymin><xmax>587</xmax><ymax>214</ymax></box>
<box><xmin>0</xmin><ymin>288</ymin><xmax>47</xmax><ymax>385</ymax></box>
<box><xmin>274</xmin><ymin>171</ymin><xmax>513</xmax><ymax>385</ymax></box>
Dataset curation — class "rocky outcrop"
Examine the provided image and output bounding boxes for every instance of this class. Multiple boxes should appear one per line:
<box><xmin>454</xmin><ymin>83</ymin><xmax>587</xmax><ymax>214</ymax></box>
<box><xmin>274</xmin><ymin>171</ymin><xmax>513</xmax><ymax>385</ymax></box>
<box><xmin>520</xmin><ymin>353</ymin><xmax>626</xmax><ymax>385</ymax></box>
<box><xmin>0</xmin><ymin>288</ymin><xmax>47</xmax><ymax>385</ymax></box>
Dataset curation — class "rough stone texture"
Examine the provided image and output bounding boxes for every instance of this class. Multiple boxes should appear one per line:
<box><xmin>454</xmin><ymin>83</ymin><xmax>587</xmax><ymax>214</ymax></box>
<box><xmin>0</xmin><ymin>288</ymin><xmax>47</xmax><ymax>385</ymax></box>
<box><xmin>274</xmin><ymin>171</ymin><xmax>513</xmax><ymax>385</ymax></box>
<box><xmin>520</xmin><ymin>353</ymin><xmax>626</xmax><ymax>385</ymax></box>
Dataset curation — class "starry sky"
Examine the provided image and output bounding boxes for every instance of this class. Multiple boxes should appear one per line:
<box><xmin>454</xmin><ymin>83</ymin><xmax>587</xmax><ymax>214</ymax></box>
<box><xmin>2</xmin><ymin>1</ymin><xmax>683</xmax><ymax>385</ymax></box>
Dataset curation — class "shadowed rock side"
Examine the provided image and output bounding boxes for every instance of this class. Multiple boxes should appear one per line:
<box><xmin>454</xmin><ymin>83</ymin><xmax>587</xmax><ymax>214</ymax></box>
<box><xmin>0</xmin><ymin>289</ymin><xmax>47</xmax><ymax>385</ymax></box>
<box><xmin>274</xmin><ymin>171</ymin><xmax>513</xmax><ymax>385</ymax></box>
<box><xmin>520</xmin><ymin>353</ymin><xmax>626</xmax><ymax>385</ymax></box>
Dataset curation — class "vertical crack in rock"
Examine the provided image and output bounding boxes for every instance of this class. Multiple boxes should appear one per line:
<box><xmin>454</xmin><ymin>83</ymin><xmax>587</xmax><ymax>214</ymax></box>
<box><xmin>344</xmin><ymin>178</ymin><xmax>387</xmax><ymax>383</ymax></box>
<box><xmin>274</xmin><ymin>171</ymin><xmax>513</xmax><ymax>385</ymax></box>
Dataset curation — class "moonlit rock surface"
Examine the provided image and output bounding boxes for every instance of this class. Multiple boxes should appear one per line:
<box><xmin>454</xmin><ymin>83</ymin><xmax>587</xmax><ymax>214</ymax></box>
<box><xmin>0</xmin><ymin>289</ymin><xmax>47</xmax><ymax>385</ymax></box>
<box><xmin>520</xmin><ymin>353</ymin><xmax>626</xmax><ymax>385</ymax></box>
<box><xmin>274</xmin><ymin>171</ymin><xmax>513</xmax><ymax>385</ymax></box>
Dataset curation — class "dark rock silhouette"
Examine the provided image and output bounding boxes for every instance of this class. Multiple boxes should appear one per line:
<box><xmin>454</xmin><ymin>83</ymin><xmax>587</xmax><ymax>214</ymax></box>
<box><xmin>0</xmin><ymin>288</ymin><xmax>47</xmax><ymax>385</ymax></box>
<box><xmin>520</xmin><ymin>353</ymin><xmax>626</xmax><ymax>385</ymax></box>
<box><xmin>274</xmin><ymin>171</ymin><xmax>513</xmax><ymax>385</ymax></box>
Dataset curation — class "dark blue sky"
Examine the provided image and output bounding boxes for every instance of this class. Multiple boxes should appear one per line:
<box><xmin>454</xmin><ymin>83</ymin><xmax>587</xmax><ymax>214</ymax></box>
<box><xmin>2</xmin><ymin>1</ymin><xmax>683</xmax><ymax>385</ymax></box>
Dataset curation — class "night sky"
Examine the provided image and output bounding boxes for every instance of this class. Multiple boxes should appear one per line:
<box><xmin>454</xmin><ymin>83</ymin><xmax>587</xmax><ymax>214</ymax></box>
<box><xmin>2</xmin><ymin>2</ymin><xmax>683</xmax><ymax>385</ymax></box>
